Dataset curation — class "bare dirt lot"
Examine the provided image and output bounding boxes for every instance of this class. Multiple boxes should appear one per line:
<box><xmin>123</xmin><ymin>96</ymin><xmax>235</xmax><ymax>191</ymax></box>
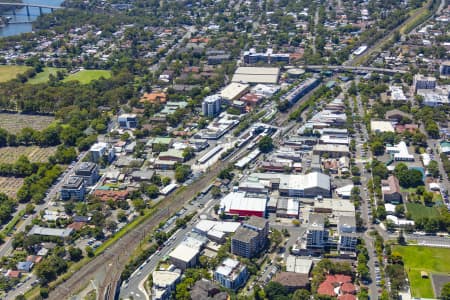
<box><xmin>0</xmin><ymin>177</ymin><xmax>24</xmax><ymax>198</ymax></box>
<box><xmin>0</xmin><ymin>113</ymin><xmax>54</xmax><ymax>134</ymax></box>
<box><xmin>0</xmin><ymin>146</ymin><xmax>57</xmax><ymax>163</ymax></box>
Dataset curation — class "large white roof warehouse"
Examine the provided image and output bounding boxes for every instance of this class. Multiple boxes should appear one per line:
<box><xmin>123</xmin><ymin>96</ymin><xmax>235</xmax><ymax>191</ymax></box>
<box><xmin>220</xmin><ymin>82</ymin><xmax>250</xmax><ymax>101</ymax></box>
<box><xmin>232</xmin><ymin>67</ymin><xmax>280</xmax><ymax>84</ymax></box>
<box><xmin>247</xmin><ymin>172</ymin><xmax>331</xmax><ymax>198</ymax></box>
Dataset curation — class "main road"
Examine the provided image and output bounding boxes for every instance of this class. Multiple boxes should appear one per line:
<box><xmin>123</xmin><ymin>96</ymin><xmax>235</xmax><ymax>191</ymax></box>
<box><xmin>2</xmin><ymin>151</ymin><xmax>88</xmax><ymax>299</ymax></box>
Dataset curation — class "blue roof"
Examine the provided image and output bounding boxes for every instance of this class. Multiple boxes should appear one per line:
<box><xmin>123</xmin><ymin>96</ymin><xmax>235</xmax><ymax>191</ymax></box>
<box><xmin>17</xmin><ymin>261</ymin><xmax>33</xmax><ymax>271</ymax></box>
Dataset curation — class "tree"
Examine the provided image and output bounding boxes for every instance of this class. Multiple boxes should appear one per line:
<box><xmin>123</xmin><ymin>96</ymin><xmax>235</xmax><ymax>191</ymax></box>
<box><xmin>371</xmin><ymin>140</ymin><xmax>385</xmax><ymax>155</ymax></box>
<box><xmin>395</xmin><ymin>163</ymin><xmax>423</xmax><ymax>188</ymax></box>
<box><xmin>441</xmin><ymin>282</ymin><xmax>450</xmax><ymax>300</ymax></box>
<box><xmin>85</xmin><ymin>246</ymin><xmax>94</xmax><ymax>257</ymax></box>
<box><xmin>258</xmin><ymin>136</ymin><xmax>274</xmax><ymax>153</ymax></box>
<box><xmin>145</xmin><ymin>184</ymin><xmax>160</xmax><ymax>199</ymax></box>
<box><xmin>175</xmin><ymin>164</ymin><xmax>191</xmax><ymax>183</ymax></box>
<box><xmin>427</xmin><ymin>160</ymin><xmax>439</xmax><ymax>178</ymax></box>
<box><xmin>270</xmin><ymin>229</ymin><xmax>283</xmax><ymax>247</ymax></box>
<box><xmin>182</xmin><ymin>147</ymin><xmax>195</xmax><ymax>161</ymax></box>
<box><xmin>68</xmin><ymin>247</ymin><xmax>83</xmax><ymax>262</ymax></box>
<box><xmin>395</xmin><ymin>205</ymin><xmax>405</xmax><ymax>217</ymax></box>
<box><xmin>211</xmin><ymin>186</ymin><xmax>221</xmax><ymax>198</ymax></box>
<box><xmin>264</xmin><ymin>281</ymin><xmax>288</xmax><ymax>300</ymax></box>
<box><xmin>292</xmin><ymin>289</ymin><xmax>311</xmax><ymax>300</ymax></box>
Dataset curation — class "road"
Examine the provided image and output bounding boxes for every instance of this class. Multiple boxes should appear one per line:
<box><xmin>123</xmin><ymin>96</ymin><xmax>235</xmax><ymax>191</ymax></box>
<box><xmin>0</xmin><ymin>151</ymin><xmax>87</xmax><ymax>259</ymax></box>
<box><xmin>119</xmin><ymin>196</ymin><xmax>217</xmax><ymax>300</ymax></box>
<box><xmin>349</xmin><ymin>84</ymin><xmax>379</xmax><ymax>300</ymax></box>
<box><xmin>49</xmin><ymin>125</ymin><xmax>260</xmax><ymax>300</ymax></box>
<box><xmin>349</xmin><ymin>0</ymin><xmax>442</xmax><ymax>66</ymax></box>
<box><xmin>304</xmin><ymin>65</ymin><xmax>407</xmax><ymax>75</ymax></box>
<box><xmin>312</xmin><ymin>8</ymin><xmax>319</xmax><ymax>54</ymax></box>
<box><xmin>0</xmin><ymin>151</ymin><xmax>89</xmax><ymax>299</ymax></box>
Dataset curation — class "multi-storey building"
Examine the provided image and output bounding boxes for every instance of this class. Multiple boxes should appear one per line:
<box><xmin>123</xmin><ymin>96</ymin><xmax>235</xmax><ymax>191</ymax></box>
<box><xmin>60</xmin><ymin>176</ymin><xmax>86</xmax><ymax>201</ymax></box>
<box><xmin>214</xmin><ymin>258</ymin><xmax>248</xmax><ymax>290</ymax></box>
<box><xmin>74</xmin><ymin>162</ymin><xmax>99</xmax><ymax>186</ymax></box>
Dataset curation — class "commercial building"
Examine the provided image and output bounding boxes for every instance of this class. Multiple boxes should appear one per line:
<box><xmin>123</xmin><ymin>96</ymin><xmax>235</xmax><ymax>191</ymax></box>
<box><xmin>389</xmin><ymin>86</ymin><xmax>407</xmax><ymax>102</ymax></box>
<box><xmin>232</xmin><ymin>67</ymin><xmax>280</xmax><ymax>84</ymax></box>
<box><xmin>418</xmin><ymin>88</ymin><xmax>450</xmax><ymax>106</ymax></box>
<box><xmin>196</xmin><ymin>114</ymin><xmax>239</xmax><ymax>140</ymax></box>
<box><xmin>280</xmin><ymin>78</ymin><xmax>320</xmax><ymax>105</ymax></box>
<box><xmin>313</xmin><ymin>144</ymin><xmax>349</xmax><ymax>158</ymax></box>
<box><xmin>337</xmin><ymin>216</ymin><xmax>357</xmax><ymax>252</ymax></box>
<box><xmin>74</xmin><ymin>162</ymin><xmax>99</xmax><ymax>186</ymax></box>
<box><xmin>276</xmin><ymin>198</ymin><xmax>300</xmax><ymax>218</ymax></box>
<box><xmin>370</xmin><ymin>120</ymin><xmax>395</xmax><ymax>133</ymax></box>
<box><xmin>413</xmin><ymin>74</ymin><xmax>437</xmax><ymax>92</ymax></box>
<box><xmin>169</xmin><ymin>244</ymin><xmax>200</xmax><ymax>270</ymax></box>
<box><xmin>234</xmin><ymin>149</ymin><xmax>261</xmax><ymax>169</ymax></box>
<box><xmin>152</xmin><ymin>271</ymin><xmax>181</xmax><ymax>300</ymax></box>
<box><xmin>386</xmin><ymin>141</ymin><xmax>414</xmax><ymax>161</ymax></box>
<box><xmin>214</xmin><ymin>258</ymin><xmax>249</xmax><ymax>290</ymax></box>
<box><xmin>60</xmin><ymin>176</ymin><xmax>86</xmax><ymax>201</ymax></box>
<box><xmin>381</xmin><ymin>175</ymin><xmax>402</xmax><ymax>204</ymax></box>
<box><xmin>243</xmin><ymin>48</ymin><xmax>290</xmax><ymax>65</ymax></box>
<box><xmin>220</xmin><ymin>82</ymin><xmax>250</xmax><ymax>101</ymax></box>
<box><xmin>353</xmin><ymin>45</ymin><xmax>367</xmax><ymax>56</ymax></box>
<box><xmin>193</xmin><ymin>220</ymin><xmax>240</xmax><ymax>243</ymax></box>
<box><xmin>250</xmin><ymin>84</ymin><xmax>281</xmax><ymax>97</ymax></box>
<box><xmin>118</xmin><ymin>113</ymin><xmax>138</xmax><ymax>129</ymax></box>
<box><xmin>441</xmin><ymin>61</ymin><xmax>450</xmax><ymax>76</ymax></box>
<box><xmin>231</xmin><ymin>216</ymin><xmax>268</xmax><ymax>258</ymax></box>
<box><xmin>89</xmin><ymin>142</ymin><xmax>115</xmax><ymax>163</ymax></box>
<box><xmin>28</xmin><ymin>225</ymin><xmax>74</xmax><ymax>238</ymax></box>
<box><xmin>158</xmin><ymin>149</ymin><xmax>185</xmax><ymax>162</ymax></box>
<box><xmin>285</xmin><ymin>256</ymin><xmax>313</xmax><ymax>274</ymax></box>
<box><xmin>306</xmin><ymin>214</ymin><xmax>328</xmax><ymax>249</ymax></box>
<box><xmin>246</xmin><ymin>172</ymin><xmax>331</xmax><ymax>198</ymax></box>
<box><xmin>202</xmin><ymin>94</ymin><xmax>222</xmax><ymax>117</ymax></box>
<box><xmin>219</xmin><ymin>191</ymin><xmax>267</xmax><ymax>217</ymax></box>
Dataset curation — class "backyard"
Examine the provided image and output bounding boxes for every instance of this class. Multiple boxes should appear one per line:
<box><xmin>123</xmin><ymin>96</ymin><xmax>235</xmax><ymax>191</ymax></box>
<box><xmin>406</xmin><ymin>203</ymin><xmax>440</xmax><ymax>220</ymax></box>
<box><xmin>394</xmin><ymin>246</ymin><xmax>450</xmax><ymax>298</ymax></box>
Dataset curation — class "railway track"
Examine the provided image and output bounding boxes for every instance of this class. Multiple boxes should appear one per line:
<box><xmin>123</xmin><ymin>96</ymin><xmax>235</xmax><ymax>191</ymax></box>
<box><xmin>48</xmin><ymin>158</ymin><xmax>229</xmax><ymax>300</ymax></box>
<box><xmin>49</xmin><ymin>78</ymin><xmax>327</xmax><ymax>300</ymax></box>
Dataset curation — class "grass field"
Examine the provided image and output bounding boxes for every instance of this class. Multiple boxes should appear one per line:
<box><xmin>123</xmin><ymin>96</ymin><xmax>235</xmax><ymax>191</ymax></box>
<box><xmin>0</xmin><ymin>177</ymin><xmax>24</xmax><ymax>198</ymax></box>
<box><xmin>63</xmin><ymin>69</ymin><xmax>111</xmax><ymax>84</ymax></box>
<box><xmin>394</xmin><ymin>246</ymin><xmax>450</xmax><ymax>298</ymax></box>
<box><xmin>0</xmin><ymin>65</ymin><xmax>31</xmax><ymax>83</ymax></box>
<box><xmin>406</xmin><ymin>203</ymin><xmax>440</xmax><ymax>220</ymax></box>
<box><xmin>0</xmin><ymin>146</ymin><xmax>57</xmax><ymax>163</ymax></box>
<box><xmin>0</xmin><ymin>113</ymin><xmax>55</xmax><ymax>134</ymax></box>
<box><xmin>27</xmin><ymin>67</ymin><xmax>61</xmax><ymax>84</ymax></box>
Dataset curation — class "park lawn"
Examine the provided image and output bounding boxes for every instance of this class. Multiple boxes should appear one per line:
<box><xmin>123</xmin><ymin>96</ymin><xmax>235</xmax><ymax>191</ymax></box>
<box><xmin>27</xmin><ymin>67</ymin><xmax>61</xmax><ymax>84</ymax></box>
<box><xmin>406</xmin><ymin>203</ymin><xmax>440</xmax><ymax>221</ymax></box>
<box><xmin>394</xmin><ymin>246</ymin><xmax>450</xmax><ymax>298</ymax></box>
<box><xmin>63</xmin><ymin>69</ymin><xmax>111</xmax><ymax>84</ymax></box>
<box><xmin>0</xmin><ymin>65</ymin><xmax>31</xmax><ymax>82</ymax></box>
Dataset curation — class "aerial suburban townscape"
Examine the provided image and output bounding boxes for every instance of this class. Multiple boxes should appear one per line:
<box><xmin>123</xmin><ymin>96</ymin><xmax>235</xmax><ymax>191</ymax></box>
<box><xmin>0</xmin><ymin>0</ymin><xmax>449</xmax><ymax>300</ymax></box>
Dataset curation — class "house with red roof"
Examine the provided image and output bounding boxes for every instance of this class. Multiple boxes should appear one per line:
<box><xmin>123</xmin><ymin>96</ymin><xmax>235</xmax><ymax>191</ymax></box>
<box><xmin>317</xmin><ymin>274</ymin><xmax>356</xmax><ymax>298</ymax></box>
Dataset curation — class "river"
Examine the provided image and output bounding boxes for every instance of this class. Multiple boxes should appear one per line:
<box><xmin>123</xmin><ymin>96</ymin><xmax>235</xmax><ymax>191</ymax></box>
<box><xmin>0</xmin><ymin>0</ymin><xmax>63</xmax><ymax>37</ymax></box>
